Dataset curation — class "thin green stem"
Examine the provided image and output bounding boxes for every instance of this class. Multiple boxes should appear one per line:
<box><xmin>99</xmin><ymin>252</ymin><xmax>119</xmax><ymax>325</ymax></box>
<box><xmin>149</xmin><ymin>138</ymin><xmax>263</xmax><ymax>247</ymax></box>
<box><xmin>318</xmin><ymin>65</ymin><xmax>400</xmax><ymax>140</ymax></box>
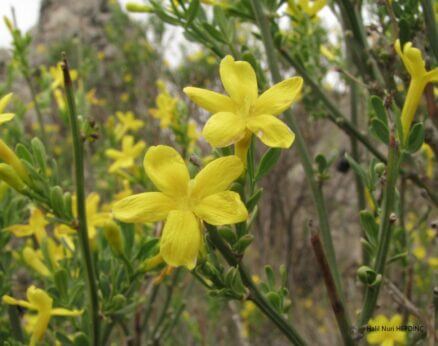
<box><xmin>357</xmin><ymin>134</ymin><xmax>400</xmax><ymax>329</ymax></box>
<box><xmin>249</xmin><ymin>0</ymin><xmax>347</xmax><ymax>309</ymax></box>
<box><xmin>61</xmin><ymin>56</ymin><xmax>100</xmax><ymax>346</ymax></box>
<box><xmin>421</xmin><ymin>0</ymin><xmax>438</xmax><ymax>62</ymax></box>
<box><xmin>207</xmin><ymin>225</ymin><xmax>307</xmax><ymax>345</ymax></box>
<box><xmin>24</xmin><ymin>75</ymin><xmax>47</xmax><ymax>145</ymax></box>
<box><xmin>142</xmin><ymin>283</ymin><xmax>161</xmax><ymax>340</ymax></box>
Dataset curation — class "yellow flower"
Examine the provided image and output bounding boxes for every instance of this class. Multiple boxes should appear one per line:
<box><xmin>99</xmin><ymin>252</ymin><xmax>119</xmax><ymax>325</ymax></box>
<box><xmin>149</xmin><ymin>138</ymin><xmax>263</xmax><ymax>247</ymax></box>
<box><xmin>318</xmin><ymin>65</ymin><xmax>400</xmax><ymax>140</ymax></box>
<box><xmin>105</xmin><ymin>135</ymin><xmax>146</xmax><ymax>173</ymax></box>
<box><xmin>2</xmin><ymin>286</ymin><xmax>82</xmax><ymax>346</ymax></box>
<box><xmin>367</xmin><ymin>314</ymin><xmax>406</xmax><ymax>345</ymax></box>
<box><xmin>287</xmin><ymin>0</ymin><xmax>326</xmax><ymax>17</ymax></box>
<box><xmin>112</xmin><ymin>145</ymin><xmax>248</xmax><ymax>269</ymax></box>
<box><xmin>412</xmin><ymin>246</ymin><xmax>426</xmax><ymax>260</ymax></box>
<box><xmin>86</xmin><ymin>88</ymin><xmax>106</xmax><ymax>106</ymax></box>
<box><xmin>114</xmin><ymin>111</ymin><xmax>144</xmax><ymax>139</ymax></box>
<box><xmin>394</xmin><ymin>40</ymin><xmax>438</xmax><ymax>139</ymax></box>
<box><xmin>184</xmin><ymin>56</ymin><xmax>302</xmax><ymax>162</ymax></box>
<box><xmin>0</xmin><ymin>93</ymin><xmax>15</xmax><ymax>125</ymax></box>
<box><xmin>5</xmin><ymin>208</ymin><xmax>48</xmax><ymax>244</ymax></box>
<box><xmin>149</xmin><ymin>92</ymin><xmax>178</xmax><ymax>129</ymax></box>
<box><xmin>428</xmin><ymin>257</ymin><xmax>438</xmax><ymax>269</ymax></box>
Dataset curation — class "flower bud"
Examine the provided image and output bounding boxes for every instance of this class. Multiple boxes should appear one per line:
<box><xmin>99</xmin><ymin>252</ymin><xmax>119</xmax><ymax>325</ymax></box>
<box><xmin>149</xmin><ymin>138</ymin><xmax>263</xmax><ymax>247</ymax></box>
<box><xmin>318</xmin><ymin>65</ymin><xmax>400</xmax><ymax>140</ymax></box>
<box><xmin>3</xmin><ymin>16</ymin><xmax>14</xmax><ymax>33</ymax></box>
<box><xmin>0</xmin><ymin>163</ymin><xmax>27</xmax><ymax>192</ymax></box>
<box><xmin>374</xmin><ymin>162</ymin><xmax>386</xmax><ymax>176</ymax></box>
<box><xmin>0</xmin><ymin>139</ymin><xmax>30</xmax><ymax>184</ymax></box>
<box><xmin>22</xmin><ymin>247</ymin><xmax>50</xmax><ymax>277</ymax></box>
<box><xmin>125</xmin><ymin>3</ymin><xmax>153</xmax><ymax>13</ymax></box>
<box><xmin>103</xmin><ymin>220</ymin><xmax>124</xmax><ymax>256</ymax></box>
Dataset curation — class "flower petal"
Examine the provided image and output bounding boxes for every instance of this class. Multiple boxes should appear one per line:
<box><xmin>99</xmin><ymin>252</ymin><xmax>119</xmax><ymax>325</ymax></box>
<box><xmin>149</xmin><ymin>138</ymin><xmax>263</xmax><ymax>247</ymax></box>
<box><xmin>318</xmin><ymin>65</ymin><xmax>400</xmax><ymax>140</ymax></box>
<box><xmin>183</xmin><ymin>87</ymin><xmax>234</xmax><ymax>113</ymax></box>
<box><xmin>192</xmin><ymin>156</ymin><xmax>243</xmax><ymax>199</ymax></box>
<box><xmin>160</xmin><ymin>210</ymin><xmax>201</xmax><ymax>270</ymax></box>
<box><xmin>247</xmin><ymin>115</ymin><xmax>295</xmax><ymax>148</ymax></box>
<box><xmin>193</xmin><ymin>191</ymin><xmax>248</xmax><ymax>225</ymax></box>
<box><xmin>112</xmin><ymin>192</ymin><xmax>176</xmax><ymax>223</ymax></box>
<box><xmin>253</xmin><ymin>77</ymin><xmax>303</xmax><ymax>116</ymax></box>
<box><xmin>234</xmin><ymin>131</ymin><xmax>252</xmax><ymax>166</ymax></box>
<box><xmin>144</xmin><ymin>145</ymin><xmax>189</xmax><ymax>197</ymax></box>
<box><xmin>0</xmin><ymin>113</ymin><xmax>15</xmax><ymax>125</ymax></box>
<box><xmin>0</xmin><ymin>93</ymin><xmax>13</xmax><ymax>114</ymax></box>
<box><xmin>220</xmin><ymin>55</ymin><xmax>258</xmax><ymax>104</ymax></box>
<box><xmin>51</xmin><ymin>308</ymin><xmax>83</xmax><ymax>316</ymax></box>
<box><xmin>202</xmin><ymin>112</ymin><xmax>246</xmax><ymax>147</ymax></box>
<box><xmin>2</xmin><ymin>295</ymin><xmax>35</xmax><ymax>310</ymax></box>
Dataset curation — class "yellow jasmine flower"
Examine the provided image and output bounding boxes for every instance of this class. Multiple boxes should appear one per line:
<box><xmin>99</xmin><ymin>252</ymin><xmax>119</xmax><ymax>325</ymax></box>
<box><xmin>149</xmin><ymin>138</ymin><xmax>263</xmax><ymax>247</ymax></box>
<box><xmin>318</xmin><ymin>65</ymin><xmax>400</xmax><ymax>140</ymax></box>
<box><xmin>5</xmin><ymin>208</ymin><xmax>48</xmax><ymax>244</ymax></box>
<box><xmin>114</xmin><ymin>111</ymin><xmax>144</xmax><ymax>139</ymax></box>
<box><xmin>412</xmin><ymin>246</ymin><xmax>426</xmax><ymax>260</ymax></box>
<box><xmin>86</xmin><ymin>88</ymin><xmax>106</xmax><ymax>106</ymax></box>
<box><xmin>394</xmin><ymin>40</ymin><xmax>438</xmax><ymax>139</ymax></box>
<box><xmin>53</xmin><ymin>89</ymin><xmax>66</xmax><ymax>112</ymax></box>
<box><xmin>120</xmin><ymin>93</ymin><xmax>130</xmax><ymax>103</ymax></box>
<box><xmin>2</xmin><ymin>286</ymin><xmax>82</xmax><ymax>346</ymax></box>
<box><xmin>367</xmin><ymin>314</ymin><xmax>406</xmax><ymax>346</ymax></box>
<box><xmin>0</xmin><ymin>93</ymin><xmax>15</xmax><ymax>125</ymax></box>
<box><xmin>149</xmin><ymin>91</ymin><xmax>178</xmax><ymax>129</ymax></box>
<box><xmin>22</xmin><ymin>246</ymin><xmax>50</xmax><ymax>277</ymax></box>
<box><xmin>287</xmin><ymin>0</ymin><xmax>326</xmax><ymax>18</ymax></box>
<box><xmin>184</xmin><ymin>56</ymin><xmax>302</xmax><ymax>162</ymax></box>
<box><xmin>112</xmin><ymin>145</ymin><xmax>248</xmax><ymax>269</ymax></box>
<box><xmin>105</xmin><ymin>135</ymin><xmax>146</xmax><ymax>173</ymax></box>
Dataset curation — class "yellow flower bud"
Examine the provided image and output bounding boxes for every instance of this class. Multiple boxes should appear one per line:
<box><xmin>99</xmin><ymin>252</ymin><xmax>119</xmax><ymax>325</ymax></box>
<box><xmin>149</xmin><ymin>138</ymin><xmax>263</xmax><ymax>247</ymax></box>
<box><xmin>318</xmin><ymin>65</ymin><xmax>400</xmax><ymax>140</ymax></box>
<box><xmin>22</xmin><ymin>247</ymin><xmax>50</xmax><ymax>277</ymax></box>
<box><xmin>0</xmin><ymin>139</ymin><xmax>30</xmax><ymax>184</ymax></box>
<box><xmin>103</xmin><ymin>221</ymin><xmax>124</xmax><ymax>256</ymax></box>
<box><xmin>141</xmin><ymin>254</ymin><xmax>164</xmax><ymax>272</ymax></box>
<box><xmin>0</xmin><ymin>163</ymin><xmax>27</xmax><ymax>192</ymax></box>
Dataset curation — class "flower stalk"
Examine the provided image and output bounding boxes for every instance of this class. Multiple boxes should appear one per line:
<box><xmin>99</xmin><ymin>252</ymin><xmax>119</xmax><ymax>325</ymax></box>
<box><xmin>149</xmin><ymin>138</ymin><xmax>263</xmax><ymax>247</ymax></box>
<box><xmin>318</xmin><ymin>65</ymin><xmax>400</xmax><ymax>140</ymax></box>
<box><xmin>207</xmin><ymin>225</ymin><xmax>307</xmax><ymax>345</ymax></box>
<box><xmin>249</xmin><ymin>0</ymin><xmax>347</xmax><ymax>309</ymax></box>
<box><xmin>357</xmin><ymin>133</ymin><xmax>400</xmax><ymax>329</ymax></box>
<box><xmin>61</xmin><ymin>55</ymin><xmax>100</xmax><ymax>345</ymax></box>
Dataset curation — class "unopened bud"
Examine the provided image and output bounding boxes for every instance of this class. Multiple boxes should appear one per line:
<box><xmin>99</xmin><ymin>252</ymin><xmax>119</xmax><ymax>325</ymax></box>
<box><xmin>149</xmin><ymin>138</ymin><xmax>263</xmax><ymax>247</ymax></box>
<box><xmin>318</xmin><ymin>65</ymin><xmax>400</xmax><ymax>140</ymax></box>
<box><xmin>0</xmin><ymin>139</ymin><xmax>30</xmax><ymax>183</ymax></box>
<box><xmin>141</xmin><ymin>254</ymin><xmax>164</xmax><ymax>272</ymax></box>
<box><xmin>103</xmin><ymin>221</ymin><xmax>124</xmax><ymax>256</ymax></box>
<box><xmin>3</xmin><ymin>16</ymin><xmax>14</xmax><ymax>33</ymax></box>
<box><xmin>374</xmin><ymin>162</ymin><xmax>386</xmax><ymax>176</ymax></box>
<box><xmin>125</xmin><ymin>3</ymin><xmax>153</xmax><ymax>13</ymax></box>
<box><xmin>0</xmin><ymin>163</ymin><xmax>27</xmax><ymax>192</ymax></box>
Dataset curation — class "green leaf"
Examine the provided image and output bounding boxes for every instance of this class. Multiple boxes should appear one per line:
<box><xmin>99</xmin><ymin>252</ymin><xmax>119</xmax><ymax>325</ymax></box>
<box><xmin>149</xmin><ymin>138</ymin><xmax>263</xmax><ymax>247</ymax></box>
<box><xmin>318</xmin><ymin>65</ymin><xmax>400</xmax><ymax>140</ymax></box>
<box><xmin>370</xmin><ymin>118</ymin><xmax>389</xmax><ymax>145</ymax></box>
<box><xmin>359</xmin><ymin>210</ymin><xmax>379</xmax><ymax>244</ymax></box>
<box><xmin>315</xmin><ymin>154</ymin><xmax>328</xmax><ymax>173</ymax></box>
<box><xmin>406</xmin><ymin>122</ymin><xmax>424</xmax><ymax>153</ymax></box>
<box><xmin>370</xmin><ymin>96</ymin><xmax>387</xmax><ymax>127</ymax></box>
<box><xmin>185</xmin><ymin>0</ymin><xmax>200</xmax><ymax>27</ymax></box>
<box><xmin>264</xmin><ymin>265</ymin><xmax>275</xmax><ymax>289</ymax></box>
<box><xmin>255</xmin><ymin>148</ymin><xmax>281</xmax><ymax>181</ymax></box>
<box><xmin>31</xmin><ymin>137</ymin><xmax>47</xmax><ymax>174</ymax></box>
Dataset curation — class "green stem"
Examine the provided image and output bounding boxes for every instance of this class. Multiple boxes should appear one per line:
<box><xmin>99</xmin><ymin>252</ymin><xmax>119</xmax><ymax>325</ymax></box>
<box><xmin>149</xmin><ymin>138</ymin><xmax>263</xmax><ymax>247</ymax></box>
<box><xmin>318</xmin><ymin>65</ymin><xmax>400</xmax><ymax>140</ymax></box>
<box><xmin>421</xmin><ymin>0</ymin><xmax>438</xmax><ymax>62</ymax></box>
<box><xmin>143</xmin><ymin>283</ymin><xmax>161</xmax><ymax>340</ymax></box>
<box><xmin>249</xmin><ymin>0</ymin><xmax>347</xmax><ymax>308</ymax></box>
<box><xmin>357</xmin><ymin>134</ymin><xmax>400</xmax><ymax>329</ymax></box>
<box><xmin>24</xmin><ymin>75</ymin><xmax>48</xmax><ymax>145</ymax></box>
<box><xmin>61</xmin><ymin>56</ymin><xmax>100</xmax><ymax>346</ymax></box>
<box><xmin>207</xmin><ymin>225</ymin><xmax>307</xmax><ymax>345</ymax></box>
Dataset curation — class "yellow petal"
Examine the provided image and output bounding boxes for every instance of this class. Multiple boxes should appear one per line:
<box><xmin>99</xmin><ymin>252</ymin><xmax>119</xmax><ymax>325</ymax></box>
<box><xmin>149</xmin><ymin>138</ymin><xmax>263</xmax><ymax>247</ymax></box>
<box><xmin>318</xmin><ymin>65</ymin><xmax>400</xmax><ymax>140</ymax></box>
<box><xmin>247</xmin><ymin>115</ymin><xmax>295</xmax><ymax>148</ymax></box>
<box><xmin>220</xmin><ymin>55</ymin><xmax>258</xmax><ymax>104</ymax></box>
<box><xmin>366</xmin><ymin>331</ymin><xmax>385</xmax><ymax>344</ymax></box>
<box><xmin>105</xmin><ymin>149</ymin><xmax>123</xmax><ymax>159</ymax></box>
<box><xmin>51</xmin><ymin>308</ymin><xmax>83</xmax><ymax>316</ymax></box>
<box><xmin>202</xmin><ymin>112</ymin><xmax>246</xmax><ymax>147</ymax></box>
<box><xmin>193</xmin><ymin>191</ymin><xmax>248</xmax><ymax>225</ymax></box>
<box><xmin>160</xmin><ymin>210</ymin><xmax>201</xmax><ymax>270</ymax></box>
<box><xmin>425</xmin><ymin>67</ymin><xmax>438</xmax><ymax>83</ymax></box>
<box><xmin>113</xmin><ymin>192</ymin><xmax>176</xmax><ymax>223</ymax></box>
<box><xmin>144</xmin><ymin>145</ymin><xmax>189</xmax><ymax>197</ymax></box>
<box><xmin>192</xmin><ymin>156</ymin><xmax>243</xmax><ymax>199</ymax></box>
<box><xmin>26</xmin><ymin>286</ymin><xmax>53</xmax><ymax>311</ymax></box>
<box><xmin>183</xmin><ymin>87</ymin><xmax>235</xmax><ymax>113</ymax></box>
<box><xmin>5</xmin><ymin>224</ymin><xmax>34</xmax><ymax>237</ymax></box>
<box><xmin>2</xmin><ymin>295</ymin><xmax>35</xmax><ymax>310</ymax></box>
<box><xmin>0</xmin><ymin>93</ymin><xmax>13</xmax><ymax>113</ymax></box>
<box><xmin>32</xmin><ymin>311</ymin><xmax>51</xmax><ymax>343</ymax></box>
<box><xmin>0</xmin><ymin>113</ymin><xmax>15</xmax><ymax>125</ymax></box>
<box><xmin>253</xmin><ymin>77</ymin><xmax>303</xmax><ymax>116</ymax></box>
